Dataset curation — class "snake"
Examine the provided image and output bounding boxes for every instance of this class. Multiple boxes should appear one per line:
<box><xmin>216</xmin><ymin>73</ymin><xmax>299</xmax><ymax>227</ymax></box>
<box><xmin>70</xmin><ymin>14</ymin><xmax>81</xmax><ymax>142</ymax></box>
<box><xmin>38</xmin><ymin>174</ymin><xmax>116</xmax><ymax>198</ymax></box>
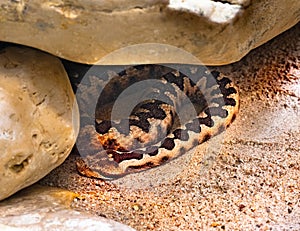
<box><xmin>75</xmin><ymin>64</ymin><xmax>239</xmax><ymax>180</ymax></box>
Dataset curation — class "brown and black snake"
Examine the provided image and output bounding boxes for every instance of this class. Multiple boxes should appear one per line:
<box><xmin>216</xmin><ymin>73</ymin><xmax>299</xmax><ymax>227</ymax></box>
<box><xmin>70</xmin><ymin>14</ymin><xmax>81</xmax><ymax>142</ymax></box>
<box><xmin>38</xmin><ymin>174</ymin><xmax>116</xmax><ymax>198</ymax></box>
<box><xmin>74</xmin><ymin>64</ymin><xmax>239</xmax><ymax>179</ymax></box>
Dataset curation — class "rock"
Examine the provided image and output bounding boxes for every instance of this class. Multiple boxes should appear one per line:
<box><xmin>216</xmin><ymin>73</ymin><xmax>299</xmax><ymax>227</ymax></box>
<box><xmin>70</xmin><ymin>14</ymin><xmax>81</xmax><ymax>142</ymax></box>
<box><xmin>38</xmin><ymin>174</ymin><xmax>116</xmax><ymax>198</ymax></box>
<box><xmin>0</xmin><ymin>0</ymin><xmax>299</xmax><ymax>65</ymax></box>
<box><xmin>0</xmin><ymin>47</ymin><xmax>79</xmax><ymax>201</ymax></box>
<box><xmin>0</xmin><ymin>185</ymin><xmax>135</xmax><ymax>231</ymax></box>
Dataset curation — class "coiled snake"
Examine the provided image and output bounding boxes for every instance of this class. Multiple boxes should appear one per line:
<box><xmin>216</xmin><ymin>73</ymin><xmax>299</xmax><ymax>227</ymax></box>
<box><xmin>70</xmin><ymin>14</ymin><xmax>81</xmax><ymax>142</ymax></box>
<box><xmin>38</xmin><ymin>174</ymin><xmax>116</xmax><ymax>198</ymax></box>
<box><xmin>75</xmin><ymin>64</ymin><xmax>239</xmax><ymax>179</ymax></box>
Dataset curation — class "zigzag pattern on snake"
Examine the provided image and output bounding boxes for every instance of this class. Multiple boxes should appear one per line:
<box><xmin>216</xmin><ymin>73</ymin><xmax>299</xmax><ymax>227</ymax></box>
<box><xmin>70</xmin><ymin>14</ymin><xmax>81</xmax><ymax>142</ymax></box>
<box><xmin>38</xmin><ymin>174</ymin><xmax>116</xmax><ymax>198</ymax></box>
<box><xmin>75</xmin><ymin>64</ymin><xmax>239</xmax><ymax>179</ymax></box>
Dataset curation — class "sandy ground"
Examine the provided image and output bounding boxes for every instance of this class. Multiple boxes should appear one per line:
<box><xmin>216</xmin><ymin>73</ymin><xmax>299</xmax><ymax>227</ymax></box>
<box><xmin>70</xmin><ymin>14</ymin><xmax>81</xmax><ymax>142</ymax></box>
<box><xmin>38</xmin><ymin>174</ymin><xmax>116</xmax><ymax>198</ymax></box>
<box><xmin>40</xmin><ymin>23</ymin><xmax>300</xmax><ymax>230</ymax></box>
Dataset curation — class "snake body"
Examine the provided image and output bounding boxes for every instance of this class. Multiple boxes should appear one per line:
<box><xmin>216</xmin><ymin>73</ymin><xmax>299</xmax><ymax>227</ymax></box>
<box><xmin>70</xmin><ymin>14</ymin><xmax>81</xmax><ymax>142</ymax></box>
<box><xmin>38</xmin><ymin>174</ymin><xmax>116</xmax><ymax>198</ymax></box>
<box><xmin>75</xmin><ymin>64</ymin><xmax>239</xmax><ymax>179</ymax></box>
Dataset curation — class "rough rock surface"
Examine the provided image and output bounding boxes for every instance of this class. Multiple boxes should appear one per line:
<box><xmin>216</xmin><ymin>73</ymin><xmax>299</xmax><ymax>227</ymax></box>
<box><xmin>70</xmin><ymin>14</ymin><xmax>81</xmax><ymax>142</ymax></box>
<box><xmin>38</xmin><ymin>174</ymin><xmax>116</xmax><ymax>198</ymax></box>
<box><xmin>0</xmin><ymin>47</ymin><xmax>79</xmax><ymax>201</ymax></box>
<box><xmin>0</xmin><ymin>185</ymin><xmax>135</xmax><ymax>231</ymax></box>
<box><xmin>0</xmin><ymin>0</ymin><xmax>299</xmax><ymax>65</ymax></box>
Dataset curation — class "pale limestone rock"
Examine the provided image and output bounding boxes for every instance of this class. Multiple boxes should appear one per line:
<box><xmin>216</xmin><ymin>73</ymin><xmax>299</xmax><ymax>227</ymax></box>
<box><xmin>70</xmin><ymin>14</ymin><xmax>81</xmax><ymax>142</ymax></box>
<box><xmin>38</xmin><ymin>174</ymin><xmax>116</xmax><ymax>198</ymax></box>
<box><xmin>0</xmin><ymin>185</ymin><xmax>135</xmax><ymax>231</ymax></box>
<box><xmin>0</xmin><ymin>0</ymin><xmax>299</xmax><ymax>65</ymax></box>
<box><xmin>0</xmin><ymin>47</ymin><xmax>79</xmax><ymax>201</ymax></box>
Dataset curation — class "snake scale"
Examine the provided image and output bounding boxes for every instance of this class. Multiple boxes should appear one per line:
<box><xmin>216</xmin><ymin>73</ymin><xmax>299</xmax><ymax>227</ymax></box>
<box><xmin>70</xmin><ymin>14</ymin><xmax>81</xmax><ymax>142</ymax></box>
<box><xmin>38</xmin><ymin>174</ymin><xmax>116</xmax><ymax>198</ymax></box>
<box><xmin>75</xmin><ymin>64</ymin><xmax>239</xmax><ymax>179</ymax></box>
